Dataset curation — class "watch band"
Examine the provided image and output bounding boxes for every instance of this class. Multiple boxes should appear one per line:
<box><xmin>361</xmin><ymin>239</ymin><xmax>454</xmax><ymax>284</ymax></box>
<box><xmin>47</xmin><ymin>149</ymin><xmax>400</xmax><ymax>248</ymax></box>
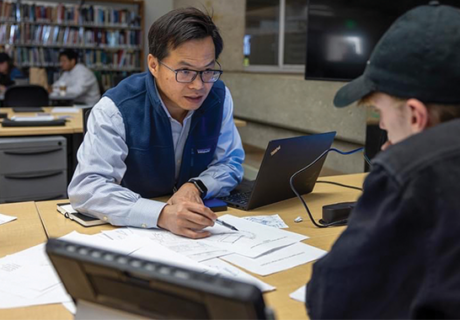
<box><xmin>189</xmin><ymin>179</ymin><xmax>207</xmax><ymax>198</ymax></box>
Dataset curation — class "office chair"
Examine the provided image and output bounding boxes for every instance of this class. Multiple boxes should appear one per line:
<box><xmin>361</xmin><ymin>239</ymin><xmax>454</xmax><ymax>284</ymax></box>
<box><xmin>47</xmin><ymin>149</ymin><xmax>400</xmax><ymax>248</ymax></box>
<box><xmin>83</xmin><ymin>107</ymin><xmax>92</xmax><ymax>135</ymax></box>
<box><xmin>3</xmin><ymin>85</ymin><xmax>49</xmax><ymax>108</ymax></box>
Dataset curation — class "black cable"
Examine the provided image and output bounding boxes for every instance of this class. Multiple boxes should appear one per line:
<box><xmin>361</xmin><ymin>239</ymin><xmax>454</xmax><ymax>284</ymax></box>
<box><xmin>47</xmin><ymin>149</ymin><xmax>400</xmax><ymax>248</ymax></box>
<box><xmin>316</xmin><ymin>180</ymin><xmax>363</xmax><ymax>191</ymax></box>
<box><xmin>289</xmin><ymin>147</ymin><xmax>366</xmax><ymax>228</ymax></box>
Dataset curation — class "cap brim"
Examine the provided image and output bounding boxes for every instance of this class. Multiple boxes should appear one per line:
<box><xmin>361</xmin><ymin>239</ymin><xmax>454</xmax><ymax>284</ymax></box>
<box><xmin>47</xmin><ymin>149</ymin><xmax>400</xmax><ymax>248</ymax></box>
<box><xmin>333</xmin><ymin>75</ymin><xmax>376</xmax><ymax>108</ymax></box>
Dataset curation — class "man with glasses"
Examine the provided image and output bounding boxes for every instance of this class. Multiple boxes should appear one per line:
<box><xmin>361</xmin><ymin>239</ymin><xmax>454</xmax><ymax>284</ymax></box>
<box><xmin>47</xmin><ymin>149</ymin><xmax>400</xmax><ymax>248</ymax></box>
<box><xmin>68</xmin><ymin>8</ymin><xmax>244</xmax><ymax>239</ymax></box>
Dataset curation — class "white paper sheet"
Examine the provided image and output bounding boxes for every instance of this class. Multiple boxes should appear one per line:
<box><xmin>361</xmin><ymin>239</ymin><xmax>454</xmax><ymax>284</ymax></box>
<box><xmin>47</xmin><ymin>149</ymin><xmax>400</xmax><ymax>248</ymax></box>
<box><xmin>62</xmin><ymin>301</ymin><xmax>77</xmax><ymax>314</ymax></box>
<box><xmin>0</xmin><ymin>244</ymin><xmax>72</xmax><ymax>309</ymax></box>
<box><xmin>203</xmin><ymin>214</ymin><xmax>307</xmax><ymax>258</ymax></box>
<box><xmin>0</xmin><ymin>212</ymin><xmax>17</xmax><ymax>225</ymax></box>
<box><xmin>290</xmin><ymin>285</ymin><xmax>307</xmax><ymax>303</ymax></box>
<box><xmin>126</xmin><ymin>228</ymin><xmax>230</xmax><ymax>262</ymax></box>
<box><xmin>0</xmin><ymin>282</ymin><xmax>72</xmax><ymax>309</ymax></box>
<box><xmin>202</xmin><ymin>259</ymin><xmax>275</xmax><ymax>293</ymax></box>
<box><xmin>222</xmin><ymin>242</ymin><xmax>327</xmax><ymax>276</ymax></box>
<box><xmin>60</xmin><ymin>231</ymin><xmax>143</xmax><ymax>255</ymax></box>
<box><xmin>0</xmin><ymin>244</ymin><xmax>61</xmax><ymax>292</ymax></box>
<box><xmin>51</xmin><ymin>107</ymin><xmax>79</xmax><ymax>113</ymax></box>
<box><xmin>10</xmin><ymin>115</ymin><xmax>54</xmax><ymax>121</ymax></box>
<box><xmin>129</xmin><ymin>239</ymin><xmax>214</xmax><ymax>274</ymax></box>
<box><xmin>243</xmin><ymin>214</ymin><xmax>289</xmax><ymax>228</ymax></box>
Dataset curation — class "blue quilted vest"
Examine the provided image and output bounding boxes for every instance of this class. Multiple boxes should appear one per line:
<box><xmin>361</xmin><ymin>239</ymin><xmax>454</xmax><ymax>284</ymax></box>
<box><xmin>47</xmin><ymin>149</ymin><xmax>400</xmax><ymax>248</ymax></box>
<box><xmin>103</xmin><ymin>72</ymin><xmax>225</xmax><ymax>198</ymax></box>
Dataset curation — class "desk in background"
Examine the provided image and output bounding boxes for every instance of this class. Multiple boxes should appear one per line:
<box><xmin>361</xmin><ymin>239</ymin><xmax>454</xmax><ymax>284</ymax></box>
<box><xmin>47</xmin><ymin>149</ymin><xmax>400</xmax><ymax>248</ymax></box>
<box><xmin>0</xmin><ymin>107</ymin><xmax>83</xmax><ymax>187</ymax></box>
<box><xmin>0</xmin><ymin>92</ymin><xmax>77</xmax><ymax>106</ymax></box>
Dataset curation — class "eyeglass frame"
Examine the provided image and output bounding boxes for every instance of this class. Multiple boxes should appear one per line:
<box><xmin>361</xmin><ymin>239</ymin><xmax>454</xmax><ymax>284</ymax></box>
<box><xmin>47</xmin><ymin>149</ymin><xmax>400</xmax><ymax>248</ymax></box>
<box><xmin>158</xmin><ymin>60</ymin><xmax>223</xmax><ymax>83</ymax></box>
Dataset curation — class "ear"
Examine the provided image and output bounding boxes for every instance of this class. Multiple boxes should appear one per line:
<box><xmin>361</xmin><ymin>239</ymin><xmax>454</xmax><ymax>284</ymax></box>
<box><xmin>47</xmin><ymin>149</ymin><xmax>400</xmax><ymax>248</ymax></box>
<box><xmin>406</xmin><ymin>99</ymin><xmax>429</xmax><ymax>134</ymax></box>
<box><xmin>148</xmin><ymin>54</ymin><xmax>159</xmax><ymax>77</ymax></box>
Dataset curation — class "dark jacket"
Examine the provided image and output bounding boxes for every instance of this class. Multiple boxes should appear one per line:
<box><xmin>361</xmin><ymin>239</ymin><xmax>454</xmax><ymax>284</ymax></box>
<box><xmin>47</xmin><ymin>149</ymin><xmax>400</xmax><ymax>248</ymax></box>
<box><xmin>104</xmin><ymin>72</ymin><xmax>225</xmax><ymax>198</ymax></box>
<box><xmin>307</xmin><ymin>118</ymin><xmax>460</xmax><ymax>319</ymax></box>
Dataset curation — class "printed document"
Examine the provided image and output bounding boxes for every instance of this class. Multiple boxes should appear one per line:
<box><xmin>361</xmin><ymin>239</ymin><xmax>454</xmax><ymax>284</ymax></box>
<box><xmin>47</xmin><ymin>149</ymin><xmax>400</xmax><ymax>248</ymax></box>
<box><xmin>243</xmin><ymin>214</ymin><xmax>289</xmax><ymax>228</ymax></box>
<box><xmin>122</xmin><ymin>228</ymin><xmax>230</xmax><ymax>262</ymax></box>
<box><xmin>0</xmin><ymin>244</ymin><xmax>72</xmax><ymax>309</ymax></box>
<box><xmin>202</xmin><ymin>258</ymin><xmax>275</xmax><ymax>293</ymax></box>
<box><xmin>222</xmin><ymin>242</ymin><xmax>327</xmax><ymax>276</ymax></box>
<box><xmin>203</xmin><ymin>214</ymin><xmax>307</xmax><ymax>258</ymax></box>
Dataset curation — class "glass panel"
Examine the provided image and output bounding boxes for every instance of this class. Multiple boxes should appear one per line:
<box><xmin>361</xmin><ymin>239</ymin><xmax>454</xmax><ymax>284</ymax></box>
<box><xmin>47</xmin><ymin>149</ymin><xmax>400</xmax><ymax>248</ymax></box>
<box><xmin>284</xmin><ymin>0</ymin><xmax>307</xmax><ymax>65</ymax></box>
<box><xmin>245</xmin><ymin>0</ymin><xmax>280</xmax><ymax>66</ymax></box>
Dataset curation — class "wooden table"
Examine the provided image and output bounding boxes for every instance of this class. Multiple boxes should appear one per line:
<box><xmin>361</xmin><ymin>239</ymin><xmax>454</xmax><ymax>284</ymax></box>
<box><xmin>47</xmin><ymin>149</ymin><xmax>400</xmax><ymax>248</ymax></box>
<box><xmin>3</xmin><ymin>173</ymin><xmax>366</xmax><ymax>319</ymax></box>
<box><xmin>0</xmin><ymin>107</ymin><xmax>83</xmax><ymax>137</ymax></box>
<box><xmin>0</xmin><ymin>202</ymin><xmax>71</xmax><ymax>320</ymax></box>
<box><xmin>0</xmin><ymin>202</ymin><xmax>46</xmax><ymax>258</ymax></box>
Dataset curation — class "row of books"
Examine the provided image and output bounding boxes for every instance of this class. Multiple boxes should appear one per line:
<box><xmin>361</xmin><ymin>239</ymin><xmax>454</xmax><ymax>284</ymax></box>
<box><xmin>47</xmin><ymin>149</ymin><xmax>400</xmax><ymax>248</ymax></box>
<box><xmin>13</xmin><ymin>47</ymin><xmax>141</xmax><ymax>70</ymax></box>
<box><xmin>0</xmin><ymin>1</ymin><xmax>141</xmax><ymax>26</ymax></box>
<box><xmin>0</xmin><ymin>23</ymin><xmax>142</xmax><ymax>47</ymax></box>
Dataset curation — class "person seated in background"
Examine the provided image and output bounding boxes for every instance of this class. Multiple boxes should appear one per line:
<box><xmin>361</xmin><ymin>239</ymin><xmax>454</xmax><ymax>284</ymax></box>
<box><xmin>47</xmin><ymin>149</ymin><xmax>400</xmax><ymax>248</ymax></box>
<box><xmin>306</xmin><ymin>3</ymin><xmax>460</xmax><ymax>318</ymax></box>
<box><xmin>68</xmin><ymin>8</ymin><xmax>244</xmax><ymax>239</ymax></box>
<box><xmin>52</xmin><ymin>49</ymin><xmax>101</xmax><ymax>106</ymax></box>
<box><xmin>0</xmin><ymin>52</ymin><xmax>24</xmax><ymax>92</ymax></box>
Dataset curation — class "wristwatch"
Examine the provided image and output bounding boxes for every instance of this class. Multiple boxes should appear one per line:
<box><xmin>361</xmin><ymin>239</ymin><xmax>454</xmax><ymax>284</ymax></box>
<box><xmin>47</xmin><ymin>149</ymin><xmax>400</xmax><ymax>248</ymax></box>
<box><xmin>189</xmin><ymin>179</ymin><xmax>207</xmax><ymax>198</ymax></box>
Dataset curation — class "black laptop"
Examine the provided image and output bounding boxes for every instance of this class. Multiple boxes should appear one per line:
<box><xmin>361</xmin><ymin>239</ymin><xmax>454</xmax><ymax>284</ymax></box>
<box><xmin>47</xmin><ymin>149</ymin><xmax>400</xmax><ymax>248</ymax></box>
<box><xmin>221</xmin><ymin>132</ymin><xmax>336</xmax><ymax>210</ymax></box>
<box><xmin>46</xmin><ymin>239</ymin><xmax>273</xmax><ymax>319</ymax></box>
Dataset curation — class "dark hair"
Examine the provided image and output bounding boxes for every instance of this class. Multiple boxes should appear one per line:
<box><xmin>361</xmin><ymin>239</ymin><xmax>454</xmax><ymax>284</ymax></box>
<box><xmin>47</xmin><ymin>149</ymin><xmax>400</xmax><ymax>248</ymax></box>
<box><xmin>59</xmin><ymin>49</ymin><xmax>79</xmax><ymax>62</ymax></box>
<box><xmin>148</xmin><ymin>7</ymin><xmax>223</xmax><ymax>61</ymax></box>
<box><xmin>0</xmin><ymin>52</ymin><xmax>14</xmax><ymax>75</ymax></box>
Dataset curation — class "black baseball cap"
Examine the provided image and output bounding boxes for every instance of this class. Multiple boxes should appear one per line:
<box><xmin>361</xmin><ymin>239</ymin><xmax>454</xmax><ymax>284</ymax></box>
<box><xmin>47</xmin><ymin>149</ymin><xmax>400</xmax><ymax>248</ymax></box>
<box><xmin>334</xmin><ymin>2</ymin><xmax>460</xmax><ymax>107</ymax></box>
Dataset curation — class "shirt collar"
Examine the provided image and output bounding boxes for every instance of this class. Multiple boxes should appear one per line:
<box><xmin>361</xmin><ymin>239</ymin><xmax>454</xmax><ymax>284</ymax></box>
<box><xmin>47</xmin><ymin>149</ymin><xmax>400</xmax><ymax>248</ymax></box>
<box><xmin>154</xmin><ymin>81</ymin><xmax>194</xmax><ymax>122</ymax></box>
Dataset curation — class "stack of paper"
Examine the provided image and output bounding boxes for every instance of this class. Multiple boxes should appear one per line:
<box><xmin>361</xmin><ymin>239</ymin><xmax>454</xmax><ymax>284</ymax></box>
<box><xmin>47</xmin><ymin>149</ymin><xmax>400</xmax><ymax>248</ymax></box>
<box><xmin>51</xmin><ymin>107</ymin><xmax>80</xmax><ymax>113</ymax></box>
<box><xmin>0</xmin><ymin>244</ymin><xmax>73</xmax><ymax>310</ymax></box>
<box><xmin>10</xmin><ymin>115</ymin><xmax>54</xmax><ymax>122</ymax></box>
<box><xmin>202</xmin><ymin>215</ymin><xmax>327</xmax><ymax>276</ymax></box>
<box><xmin>0</xmin><ymin>214</ymin><xmax>326</xmax><ymax>312</ymax></box>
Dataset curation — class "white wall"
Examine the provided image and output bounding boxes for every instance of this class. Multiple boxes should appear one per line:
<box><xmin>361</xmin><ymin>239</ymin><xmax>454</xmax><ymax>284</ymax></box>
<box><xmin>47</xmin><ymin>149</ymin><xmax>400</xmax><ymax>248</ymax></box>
<box><xmin>143</xmin><ymin>0</ymin><xmax>174</xmax><ymax>70</ymax></box>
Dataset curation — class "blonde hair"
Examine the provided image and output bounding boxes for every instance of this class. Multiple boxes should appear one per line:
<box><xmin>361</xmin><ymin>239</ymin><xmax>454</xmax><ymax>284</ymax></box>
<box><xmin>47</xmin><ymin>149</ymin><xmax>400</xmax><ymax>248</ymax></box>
<box><xmin>359</xmin><ymin>92</ymin><xmax>460</xmax><ymax>125</ymax></box>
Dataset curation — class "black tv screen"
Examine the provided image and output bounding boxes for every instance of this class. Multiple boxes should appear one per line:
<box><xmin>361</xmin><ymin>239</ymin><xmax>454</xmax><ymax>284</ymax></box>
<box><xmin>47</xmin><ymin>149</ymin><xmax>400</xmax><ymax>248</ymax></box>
<box><xmin>305</xmin><ymin>0</ymin><xmax>460</xmax><ymax>81</ymax></box>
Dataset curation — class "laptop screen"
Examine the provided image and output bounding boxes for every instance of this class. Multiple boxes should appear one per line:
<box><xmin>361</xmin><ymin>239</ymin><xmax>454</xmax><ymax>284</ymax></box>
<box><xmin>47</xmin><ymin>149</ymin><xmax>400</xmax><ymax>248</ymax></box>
<box><xmin>246</xmin><ymin>131</ymin><xmax>336</xmax><ymax>210</ymax></box>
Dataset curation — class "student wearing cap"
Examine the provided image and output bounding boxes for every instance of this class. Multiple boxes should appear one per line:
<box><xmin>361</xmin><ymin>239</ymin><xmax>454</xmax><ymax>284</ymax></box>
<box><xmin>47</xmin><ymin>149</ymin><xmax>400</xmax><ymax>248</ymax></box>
<box><xmin>68</xmin><ymin>8</ymin><xmax>244</xmax><ymax>239</ymax></box>
<box><xmin>0</xmin><ymin>52</ymin><xmax>23</xmax><ymax>91</ymax></box>
<box><xmin>306</xmin><ymin>3</ymin><xmax>460</xmax><ymax>318</ymax></box>
<box><xmin>52</xmin><ymin>49</ymin><xmax>101</xmax><ymax>106</ymax></box>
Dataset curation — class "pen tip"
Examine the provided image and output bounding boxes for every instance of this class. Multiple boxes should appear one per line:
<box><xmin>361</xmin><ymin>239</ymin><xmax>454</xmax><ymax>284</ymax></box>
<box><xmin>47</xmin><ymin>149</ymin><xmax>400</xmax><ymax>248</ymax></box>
<box><xmin>232</xmin><ymin>227</ymin><xmax>239</xmax><ymax>231</ymax></box>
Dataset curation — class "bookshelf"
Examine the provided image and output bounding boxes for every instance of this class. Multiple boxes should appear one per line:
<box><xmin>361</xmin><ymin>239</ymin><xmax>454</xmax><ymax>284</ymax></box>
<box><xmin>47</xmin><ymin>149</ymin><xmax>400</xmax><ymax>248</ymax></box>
<box><xmin>0</xmin><ymin>0</ymin><xmax>144</xmax><ymax>91</ymax></box>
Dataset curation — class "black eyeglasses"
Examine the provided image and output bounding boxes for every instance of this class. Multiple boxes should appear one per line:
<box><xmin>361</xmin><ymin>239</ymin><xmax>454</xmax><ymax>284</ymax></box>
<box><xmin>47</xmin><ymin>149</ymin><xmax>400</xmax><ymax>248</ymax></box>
<box><xmin>159</xmin><ymin>61</ymin><xmax>223</xmax><ymax>83</ymax></box>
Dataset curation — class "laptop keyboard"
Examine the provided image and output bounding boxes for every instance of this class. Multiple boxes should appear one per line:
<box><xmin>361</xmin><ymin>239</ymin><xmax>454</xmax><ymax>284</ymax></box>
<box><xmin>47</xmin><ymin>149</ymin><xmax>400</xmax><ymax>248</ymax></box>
<box><xmin>220</xmin><ymin>192</ymin><xmax>251</xmax><ymax>205</ymax></box>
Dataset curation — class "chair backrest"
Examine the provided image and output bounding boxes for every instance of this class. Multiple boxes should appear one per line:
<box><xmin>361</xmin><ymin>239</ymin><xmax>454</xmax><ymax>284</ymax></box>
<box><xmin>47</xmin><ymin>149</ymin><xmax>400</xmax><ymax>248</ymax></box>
<box><xmin>3</xmin><ymin>85</ymin><xmax>49</xmax><ymax>108</ymax></box>
<box><xmin>83</xmin><ymin>107</ymin><xmax>93</xmax><ymax>135</ymax></box>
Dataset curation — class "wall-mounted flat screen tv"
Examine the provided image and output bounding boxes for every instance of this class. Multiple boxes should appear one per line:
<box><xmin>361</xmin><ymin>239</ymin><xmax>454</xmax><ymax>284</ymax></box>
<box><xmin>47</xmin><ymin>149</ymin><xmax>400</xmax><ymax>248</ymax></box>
<box><xmin>305</xmin><ymin>0</ymin><xmax>460</xmax><ymax>81</ymax></box>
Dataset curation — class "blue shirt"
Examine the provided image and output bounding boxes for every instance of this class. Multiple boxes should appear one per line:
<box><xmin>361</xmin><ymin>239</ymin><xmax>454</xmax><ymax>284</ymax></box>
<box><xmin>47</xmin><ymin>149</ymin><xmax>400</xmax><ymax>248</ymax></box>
<box><xmin>68</xmin><ymin>84</ymin><xmax>244</xmax><ymax>229</ymax></box>
<box><xmin>10</xmin><ymin>67</ymin><xmax>23</xmax><ymax>81</ymax></box>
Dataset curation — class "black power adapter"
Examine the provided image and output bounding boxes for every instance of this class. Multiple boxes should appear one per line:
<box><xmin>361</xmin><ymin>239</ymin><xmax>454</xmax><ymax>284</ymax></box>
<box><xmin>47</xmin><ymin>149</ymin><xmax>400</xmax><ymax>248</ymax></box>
<box><xmin>320</xmin><ymin>201</ymin><xmax>356</xmax><ymax>225</ymax></box>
